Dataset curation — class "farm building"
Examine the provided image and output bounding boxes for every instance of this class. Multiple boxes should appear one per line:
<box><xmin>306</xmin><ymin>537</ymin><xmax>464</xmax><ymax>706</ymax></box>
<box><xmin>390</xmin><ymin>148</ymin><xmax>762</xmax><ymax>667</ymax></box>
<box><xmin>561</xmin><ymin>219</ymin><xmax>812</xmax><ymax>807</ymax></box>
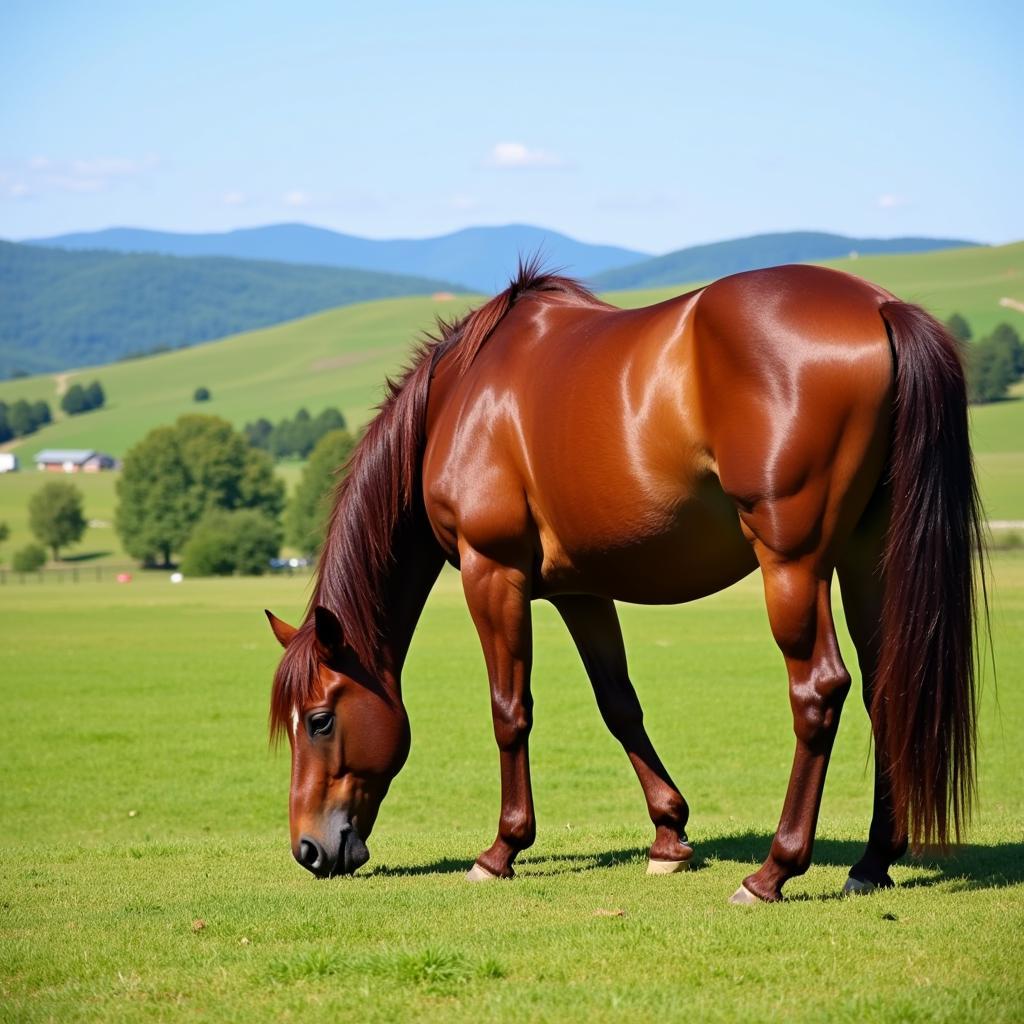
<box><xmin>34</xmin><ymin>449</ymin><xmax>117</xmax><ymax>473</ymax></box>
<box><xmin>0</xmin><ymin>453</ymin><xmax>18</xmax><ymax>473</ymax></box>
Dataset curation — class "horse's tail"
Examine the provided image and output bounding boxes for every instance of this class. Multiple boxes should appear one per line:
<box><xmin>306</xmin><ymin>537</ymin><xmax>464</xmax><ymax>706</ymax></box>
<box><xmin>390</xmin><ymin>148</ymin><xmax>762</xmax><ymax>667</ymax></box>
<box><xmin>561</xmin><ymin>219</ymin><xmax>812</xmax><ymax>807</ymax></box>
<box><xmin>873</xmin><ymin>300</ymin><xmax>986</xmax><ymax>849</ymax></box>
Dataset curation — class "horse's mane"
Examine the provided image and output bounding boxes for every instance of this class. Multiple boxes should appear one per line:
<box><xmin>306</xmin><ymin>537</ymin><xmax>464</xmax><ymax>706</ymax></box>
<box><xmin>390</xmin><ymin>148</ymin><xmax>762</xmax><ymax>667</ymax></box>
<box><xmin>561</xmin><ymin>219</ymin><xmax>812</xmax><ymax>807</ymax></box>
<box><xmin>270</xmin><ymin>258</ymin><xmax>609</xmax><ymax>737</ymax></box>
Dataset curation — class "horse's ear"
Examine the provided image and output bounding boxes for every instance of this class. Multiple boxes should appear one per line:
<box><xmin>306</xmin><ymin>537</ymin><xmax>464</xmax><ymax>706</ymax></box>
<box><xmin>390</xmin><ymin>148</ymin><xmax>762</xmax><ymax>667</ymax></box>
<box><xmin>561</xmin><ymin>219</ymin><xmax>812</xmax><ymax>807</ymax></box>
<box><xmin>265</xmin><ymin>610</ymin><xmax>297</xmax><ymax>648</ymax></box>
<box><xmin>313</xmin><ymin>605</ymin><xmax>345</xmax><ymax>657</ymax></box>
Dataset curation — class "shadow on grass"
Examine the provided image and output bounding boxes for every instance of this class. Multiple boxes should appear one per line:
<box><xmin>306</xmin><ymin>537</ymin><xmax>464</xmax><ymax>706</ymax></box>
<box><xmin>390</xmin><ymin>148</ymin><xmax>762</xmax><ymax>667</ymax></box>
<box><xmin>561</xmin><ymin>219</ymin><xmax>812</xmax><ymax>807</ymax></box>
<box><xmin>60</xmin><ymin>551</ymin><xmax>113</xmax><ymax>563</ymax></box>
<box><xmin>369</xmin><ymin>832</ymin><xmax>1024</xmax><ymax>894</ymax></box>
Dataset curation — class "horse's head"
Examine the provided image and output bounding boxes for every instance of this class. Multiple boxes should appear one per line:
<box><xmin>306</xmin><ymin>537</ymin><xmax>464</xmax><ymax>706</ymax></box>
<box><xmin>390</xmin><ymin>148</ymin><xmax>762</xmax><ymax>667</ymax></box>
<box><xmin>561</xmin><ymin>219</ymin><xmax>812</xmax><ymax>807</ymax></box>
<box><xmin>266</xmin><ymin>606</ymin><xmax>410</xmax><ymax>877</ymax></box>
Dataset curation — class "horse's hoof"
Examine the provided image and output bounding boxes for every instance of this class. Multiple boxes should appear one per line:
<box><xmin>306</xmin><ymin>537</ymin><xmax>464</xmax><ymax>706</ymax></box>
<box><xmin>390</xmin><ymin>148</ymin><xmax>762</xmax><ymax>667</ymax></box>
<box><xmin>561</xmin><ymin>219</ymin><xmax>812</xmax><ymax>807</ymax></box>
<box><xmin>729</xmin><ymin>884</ymin><xmax>762</xmax><ymax>905</ymax></box>
<box><xmin>843</xmin><ymin>875</ymin><xmax>877</xmax><ymax>896</ymax></box>
<box><xmin>465</xmin><ymin>862</ymin><xmax>499</xmax><ymax>882</ymax></box>
<box><xmin>647</xmin><ymin>854</ymin><xmax>692</xmax><ymax>875</ymax></box>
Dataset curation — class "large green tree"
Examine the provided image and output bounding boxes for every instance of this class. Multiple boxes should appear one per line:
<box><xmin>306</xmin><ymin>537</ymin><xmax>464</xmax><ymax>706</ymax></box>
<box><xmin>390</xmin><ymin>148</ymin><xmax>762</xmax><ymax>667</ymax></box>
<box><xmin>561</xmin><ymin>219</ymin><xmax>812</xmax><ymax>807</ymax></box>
<box><xmin>28</xmin><ymin>480</ymin><xmax>87</xmax><ymax>559</ymax></box>
<box><xmin>116</xmin><ymin>414</ymin><xmax>284</xmax><ymax>566</ymax></box>
<box><xmin>286</xmin><ymin>428</ymin><xmax>357</xmax><ymax>553</ymax></box>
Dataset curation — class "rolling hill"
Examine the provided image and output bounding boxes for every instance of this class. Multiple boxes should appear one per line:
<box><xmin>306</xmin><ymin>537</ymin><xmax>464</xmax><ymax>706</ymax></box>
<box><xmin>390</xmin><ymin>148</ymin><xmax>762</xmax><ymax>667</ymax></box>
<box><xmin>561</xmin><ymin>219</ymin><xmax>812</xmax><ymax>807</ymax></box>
<box><xmin>26</xmin><ymin>223</ymin><xmax>649</xmax><ymax>294</ymax></box>
<box><xmin>0</xmin><ymin>241</ymin><xmax>1021</xmax><ymax>564</ymax></box>
<box><xmin>0</xmin><ymin>241</ymin><xmax>463</xmax><ymax>378</ymax></box>
<box><xmin>590</xmin><ymin>231</ymin><xmax>978</xmax><ymax>290</ymax></box>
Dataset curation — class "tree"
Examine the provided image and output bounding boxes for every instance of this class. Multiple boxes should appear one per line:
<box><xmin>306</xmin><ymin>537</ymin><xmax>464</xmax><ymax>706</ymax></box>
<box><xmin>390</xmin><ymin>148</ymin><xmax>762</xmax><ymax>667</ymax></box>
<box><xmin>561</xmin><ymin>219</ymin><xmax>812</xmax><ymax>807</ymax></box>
<box><xmin>286</xmin><ymin>429</ymin><xmax>357</xmax><ymax>553</ymax></box>
<box><xmin>12</xmin><ymin>543</ymin><xmax>46</xmax><ymax>572</ymax></box>
<box><xmin>0</xmin><ymin>404</ymin><xmax>10</xmax><ymax>443</ymax></box>
<box><xmin>116</xmin><ymin>414</ymin><xmax>284</xmax><ymax>566</ymax></box>
<box><xmin>8</xmin><ymin>399</ymin><xmax>36</xmax><ymax>436</ymax></box>
<box><xmin>193</xmin><ymin>386</ymin><xmax>211</xmax><ymax>402</ymax></box>
<box><xmin>180</xmin><ymin>508</ymin><xmax>282</xmax><ymax>576</ymax></box>
<box><xmin>989</xmin><ymin>322</ymin><xmax>1023</xmax><ymax>377</ymax></box>
<box><xmin>968</xmin><ymin>338</ymin><xmax>1015</xmax><ymax>403</ymax></box>
<box><xmin>31</xmin><ymin>399</ymin><xmax>52</xmax><ymax>426</ymax></box>
<box><xmin>28</xmin><ymin>480</ymin><xmax>87</xmax><ymax>559</ymax></box>
<box><xmin>945</xmin><ymin>313</ymin><xmax>972</xmax><ymax>343</ymax></box>
<box><xmin>61</xmin><ymin>384</ymin><xmax>88</xmax><ymax>415</ymax></box>
<box><xmin>85</xmin><ymin>380</ymin><xmax>105</xmax><ymax>410</ymax></box>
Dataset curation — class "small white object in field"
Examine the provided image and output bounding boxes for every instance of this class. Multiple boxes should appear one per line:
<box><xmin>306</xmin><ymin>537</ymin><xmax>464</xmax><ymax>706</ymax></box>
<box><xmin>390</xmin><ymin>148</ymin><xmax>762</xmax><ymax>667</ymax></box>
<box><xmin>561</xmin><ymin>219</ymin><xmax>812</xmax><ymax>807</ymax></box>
<box><xmin>170</xmin><ymin>572</ymin><xmax>183</xmax><ymax>584</ymax></box>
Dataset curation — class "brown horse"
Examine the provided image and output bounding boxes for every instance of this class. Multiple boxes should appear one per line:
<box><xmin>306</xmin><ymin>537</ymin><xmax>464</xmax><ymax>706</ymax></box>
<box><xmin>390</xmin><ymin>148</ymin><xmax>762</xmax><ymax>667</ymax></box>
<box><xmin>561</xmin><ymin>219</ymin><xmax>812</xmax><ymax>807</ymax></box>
<box><xmin>266</xmin><ymin>260</ymin><xmax>983</xmax><ymax>903</ymax></box>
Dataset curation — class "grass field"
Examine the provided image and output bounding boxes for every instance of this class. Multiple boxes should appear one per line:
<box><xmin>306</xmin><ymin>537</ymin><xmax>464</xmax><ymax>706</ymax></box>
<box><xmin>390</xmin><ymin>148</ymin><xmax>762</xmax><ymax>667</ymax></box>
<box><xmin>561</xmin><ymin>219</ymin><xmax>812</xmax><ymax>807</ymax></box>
<box><xmin>1</xmin><ymin>552</ymin><xmax>1021</xmax><ymax>1022</ymax></box>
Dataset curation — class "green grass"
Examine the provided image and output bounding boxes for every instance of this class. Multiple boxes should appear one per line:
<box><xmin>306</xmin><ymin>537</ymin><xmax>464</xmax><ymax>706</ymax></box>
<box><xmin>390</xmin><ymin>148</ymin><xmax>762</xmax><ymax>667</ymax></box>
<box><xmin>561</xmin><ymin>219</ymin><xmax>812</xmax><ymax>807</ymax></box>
<box><xmin>1</xmin><ymin>556</ymin><xmax>1022</xmax><ymax>1022</ymax></box>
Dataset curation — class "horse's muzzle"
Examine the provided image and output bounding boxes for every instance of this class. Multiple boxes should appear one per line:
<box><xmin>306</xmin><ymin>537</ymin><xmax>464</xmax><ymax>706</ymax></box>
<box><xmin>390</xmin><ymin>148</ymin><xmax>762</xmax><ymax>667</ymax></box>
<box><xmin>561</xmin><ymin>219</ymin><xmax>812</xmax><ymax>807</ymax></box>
<box><xmin>295</xmin><ymin>821</ymin><xmax>369</xmax><ymax>878</ymax></box>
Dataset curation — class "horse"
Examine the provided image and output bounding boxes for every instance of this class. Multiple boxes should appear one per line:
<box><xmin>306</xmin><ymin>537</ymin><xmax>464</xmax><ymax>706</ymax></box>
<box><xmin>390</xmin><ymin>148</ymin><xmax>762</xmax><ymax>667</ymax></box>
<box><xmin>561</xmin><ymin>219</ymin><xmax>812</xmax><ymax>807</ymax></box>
<box><xmin>266</xmin><ymin>259</ymin><xmax>984</xmax><ymax>903</ymax></box>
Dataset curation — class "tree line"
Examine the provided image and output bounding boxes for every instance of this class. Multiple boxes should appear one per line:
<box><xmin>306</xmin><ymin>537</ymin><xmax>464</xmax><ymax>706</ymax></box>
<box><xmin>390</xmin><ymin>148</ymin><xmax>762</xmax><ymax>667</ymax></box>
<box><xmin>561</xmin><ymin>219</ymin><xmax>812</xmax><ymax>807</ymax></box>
<box><xmin>0</xmin><ymin>398</ymin><xmax>52</xmax><ymax>441</ymax></box>
<box><xmin>244</xmin><ymin>406</ymin><xmax>347</xmax><ymax>459</ymax></box>
<box><xmin>0</xmin><ymin>379</ymin><xmax>106</xmax><ymax>443</ymax></box>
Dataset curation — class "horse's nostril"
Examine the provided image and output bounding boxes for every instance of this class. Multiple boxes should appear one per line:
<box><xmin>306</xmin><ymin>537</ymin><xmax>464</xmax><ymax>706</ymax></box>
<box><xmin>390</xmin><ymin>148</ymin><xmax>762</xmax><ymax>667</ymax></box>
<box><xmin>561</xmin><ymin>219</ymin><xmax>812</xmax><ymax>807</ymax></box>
<box><xmin>297</xmin><ymin>837</ymin><xmax>323</xmax><ymax>871</ymax></box>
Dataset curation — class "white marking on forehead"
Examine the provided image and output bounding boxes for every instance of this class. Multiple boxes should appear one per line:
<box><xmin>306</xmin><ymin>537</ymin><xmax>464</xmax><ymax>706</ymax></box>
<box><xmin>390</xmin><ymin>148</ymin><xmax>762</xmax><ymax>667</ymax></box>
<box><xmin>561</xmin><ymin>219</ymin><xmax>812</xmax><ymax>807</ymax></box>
<box><xmin>291</xmin><ymin>706</ymin><xmax>300</xmax><ymax>738</ymax></box>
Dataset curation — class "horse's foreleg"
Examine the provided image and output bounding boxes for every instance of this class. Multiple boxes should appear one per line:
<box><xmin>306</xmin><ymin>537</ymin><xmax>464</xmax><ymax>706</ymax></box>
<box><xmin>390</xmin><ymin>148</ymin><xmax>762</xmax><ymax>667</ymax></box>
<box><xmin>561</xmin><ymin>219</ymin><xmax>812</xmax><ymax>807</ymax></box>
<box><xmin>552</xmin><ymin>594</ymin><xmax>692</xmax><ymax>871</ymax></box>
<box><xmin>737</xmin><ymin>553</ymin><xmax>851</xmax><ymax>903</ymax></box>
<box><xmin>461</xmin><ymin>548</ymin><xmax>535</xmax><ymax>880</ymax></box>
<box><xmin>838</xmin><ymin>541</ymin><xmax>908</xmax><ymax>892</ymax></box>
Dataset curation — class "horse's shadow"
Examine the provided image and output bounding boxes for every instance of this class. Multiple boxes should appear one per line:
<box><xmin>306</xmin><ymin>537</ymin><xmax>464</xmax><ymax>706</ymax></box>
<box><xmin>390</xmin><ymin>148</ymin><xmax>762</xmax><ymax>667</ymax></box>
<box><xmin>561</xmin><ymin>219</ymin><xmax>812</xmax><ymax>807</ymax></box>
<box><xmin>368</xmin><ymin>831</ymin><xmax>1024</xmax><ymax>895</ymax></box>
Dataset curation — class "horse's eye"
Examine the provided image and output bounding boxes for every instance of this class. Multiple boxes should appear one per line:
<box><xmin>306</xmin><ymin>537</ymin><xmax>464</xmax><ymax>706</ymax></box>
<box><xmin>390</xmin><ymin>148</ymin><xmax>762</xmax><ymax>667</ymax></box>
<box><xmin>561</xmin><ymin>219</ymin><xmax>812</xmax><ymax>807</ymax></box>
<box><xmin>307</xmin><ymin>712</ymin><xmax>335</xmax><ymax>738</ymax></box>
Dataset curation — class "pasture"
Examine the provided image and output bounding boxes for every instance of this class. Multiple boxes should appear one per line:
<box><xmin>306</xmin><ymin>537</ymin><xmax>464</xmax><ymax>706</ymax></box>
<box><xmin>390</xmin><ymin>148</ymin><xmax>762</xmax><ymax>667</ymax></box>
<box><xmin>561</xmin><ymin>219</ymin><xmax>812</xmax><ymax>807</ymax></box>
<box><xmin>2</xmin><ymin>555</ymin><xmax>1022</xmax><ymax>1021</ymax></box>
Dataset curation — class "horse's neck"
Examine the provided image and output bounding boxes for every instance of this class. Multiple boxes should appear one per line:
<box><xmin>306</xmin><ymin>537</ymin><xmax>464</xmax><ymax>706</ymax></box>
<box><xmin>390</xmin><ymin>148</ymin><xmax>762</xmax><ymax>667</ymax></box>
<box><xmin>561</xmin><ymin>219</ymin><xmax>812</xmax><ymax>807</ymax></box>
<box><xmin>376</xmin><ymin>504</ymin><xmax>446</xmax><ymax>686</ymax></box>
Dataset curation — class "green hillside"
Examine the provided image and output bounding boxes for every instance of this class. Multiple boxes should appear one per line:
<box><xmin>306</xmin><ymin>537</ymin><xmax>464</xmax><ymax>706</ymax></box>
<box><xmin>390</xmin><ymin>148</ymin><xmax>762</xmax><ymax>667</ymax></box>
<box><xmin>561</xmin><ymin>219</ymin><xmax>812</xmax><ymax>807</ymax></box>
<box><xmin>0</xmin><ymin>240</ymin><xmax>462</xmax><ymax>377</ymax></box>
<box><xmin>1</xmin><ymin>242</ymin><xmax>1021</xmax><ymax>566</ymax></box>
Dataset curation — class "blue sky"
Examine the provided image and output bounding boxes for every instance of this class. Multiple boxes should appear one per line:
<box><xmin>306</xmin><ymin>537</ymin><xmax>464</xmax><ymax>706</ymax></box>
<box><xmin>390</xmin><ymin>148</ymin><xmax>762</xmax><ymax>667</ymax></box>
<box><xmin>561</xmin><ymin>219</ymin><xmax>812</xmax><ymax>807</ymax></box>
<box><xmin>1</xmin><ymin>0</ymin><xmax>1021</xmax><ymax>252</ymax></box>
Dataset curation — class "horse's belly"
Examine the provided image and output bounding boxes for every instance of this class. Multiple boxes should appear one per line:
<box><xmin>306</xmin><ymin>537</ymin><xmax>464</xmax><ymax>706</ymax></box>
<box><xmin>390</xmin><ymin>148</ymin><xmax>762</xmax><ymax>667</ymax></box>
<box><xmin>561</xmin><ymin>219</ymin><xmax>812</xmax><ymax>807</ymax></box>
<box><xmin>534</xmin><ymin>478</ymin><xmax>757</xmax><ymax>604</ymax></box>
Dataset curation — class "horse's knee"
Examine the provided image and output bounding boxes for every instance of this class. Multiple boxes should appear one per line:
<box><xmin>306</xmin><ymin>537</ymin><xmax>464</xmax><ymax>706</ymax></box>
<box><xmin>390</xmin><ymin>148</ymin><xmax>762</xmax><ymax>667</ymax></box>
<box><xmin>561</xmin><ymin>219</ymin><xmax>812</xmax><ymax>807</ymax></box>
<box><xmin>790</xmin><ymin>664</ymin><xmax>851</xmax><ymax>747</ymax></box>
<box><xmin>492</xmin><ymin>697</ymin><xmax>532</xmax><ymax>751</ymax></box>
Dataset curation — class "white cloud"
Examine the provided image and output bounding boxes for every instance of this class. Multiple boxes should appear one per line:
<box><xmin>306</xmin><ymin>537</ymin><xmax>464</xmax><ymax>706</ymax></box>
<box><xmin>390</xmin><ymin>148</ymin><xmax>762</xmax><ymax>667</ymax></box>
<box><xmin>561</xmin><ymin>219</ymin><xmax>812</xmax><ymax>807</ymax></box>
<box><xmin>283</xmin><ymin>189</ymin><xmax>312</xmax><ymax>207</ymax></box>
<box><xmin>876</xmin><ymin>193</ymin><xmax>908</xmax><ymax>209</ymax></box>
<box><xmin>485</xmin><ymin>142</ymin><xmax>563</xmax><ymax>168</ymax></box>
<box><xmin>1</xmin><ymin>154</ymin><xmax>160</xmax><ymax>197</ymax></box>
<box><xmin>8</xmin><ymin>182</ymin><xmax>32</xmax><ymax>199</ymax></box>
<box><xmin>222</xmin><ymin>190</ymin><xmax>248</xmax><ymax>206</ymax></box>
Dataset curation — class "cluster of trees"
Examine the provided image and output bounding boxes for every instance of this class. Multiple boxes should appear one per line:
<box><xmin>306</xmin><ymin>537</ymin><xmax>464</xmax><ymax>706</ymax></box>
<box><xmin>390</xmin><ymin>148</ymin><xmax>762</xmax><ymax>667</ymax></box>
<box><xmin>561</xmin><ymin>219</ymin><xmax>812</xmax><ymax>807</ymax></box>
<box><xmin>6</xmin><ymin>412</ymin><xmax>359</xmax><ymax>576</ymax></box>
<box><xmin>115</xmin><ymin>414</ymin><xmax>285</xmax><ymax>571</ymax></box>
<box><xmin>109</xmin><ymin>415</ymin><xmax>359</xmax><ymax>575</ymax></box>
<box><xmin>0</xmin><ymin>398</ymin><xmax>52</xmax><ymax>441</ymax></box>
<box><xmin>244</xmin><ymin>406</ymin><xmax>347</xmax><ymax>459</ymax></box>
<box><xmin>61</xmin><ymin>380</ymin><xmax>105</xmax><ymax>415</ymax></box>
<box><xmin>946</xmin><ymin>314</ymin><xmax>1024</xmax><ymax>404</ymax></box>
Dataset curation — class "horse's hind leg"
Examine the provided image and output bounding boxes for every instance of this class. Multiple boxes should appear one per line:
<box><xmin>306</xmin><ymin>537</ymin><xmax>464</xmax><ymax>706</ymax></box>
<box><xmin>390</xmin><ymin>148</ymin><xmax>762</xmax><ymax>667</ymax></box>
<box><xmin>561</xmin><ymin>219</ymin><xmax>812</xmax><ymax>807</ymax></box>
<box><xmin>837</xmin><ymin>516</ymin><xmax>908</xmax><ymax>893</ymax></box>
<box><xmin>552</xmin><ymin>595</ymin><xmax>693</xmax><ymax>871</ymax></box>
<box><xmin>735</xmin><ymin>547</ymin><xmax>852</xmax><ymax>904</ymax></box>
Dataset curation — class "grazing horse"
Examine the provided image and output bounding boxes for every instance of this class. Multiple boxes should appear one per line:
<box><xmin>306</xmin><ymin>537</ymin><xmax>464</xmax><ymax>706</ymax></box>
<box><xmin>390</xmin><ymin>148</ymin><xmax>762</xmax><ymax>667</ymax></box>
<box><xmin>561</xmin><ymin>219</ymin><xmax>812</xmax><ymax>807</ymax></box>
<box><xmin>266</xmin><ymin>260</ymin><xmax>983</xmax><ymax>903</ymax></box>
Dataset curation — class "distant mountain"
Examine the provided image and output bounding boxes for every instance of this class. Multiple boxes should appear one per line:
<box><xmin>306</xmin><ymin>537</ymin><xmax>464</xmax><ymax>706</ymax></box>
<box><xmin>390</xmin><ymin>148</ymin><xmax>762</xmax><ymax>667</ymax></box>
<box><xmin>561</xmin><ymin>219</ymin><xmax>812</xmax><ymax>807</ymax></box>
<box><xmin>27</xmin><ymin>223</ymin><xmax>650</xmax><ymax>293</ymax></box>
<box><xmin>589</xmin><ymin>231</ymin><xmax>979</xmax><ymax>290</ymax></box>
<box><xmin>0</xmin><ymin>241</ymin><xmax>462</xmax><ymax>377</ymax></box>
